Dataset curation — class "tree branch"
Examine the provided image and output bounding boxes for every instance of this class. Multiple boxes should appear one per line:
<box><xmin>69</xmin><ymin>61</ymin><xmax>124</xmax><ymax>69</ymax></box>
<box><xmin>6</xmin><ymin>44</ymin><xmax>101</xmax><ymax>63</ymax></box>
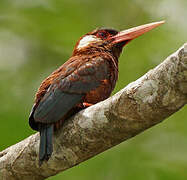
<box><xmin>0</xmin><ymin>44</ymin><xmax>187</xmax><ymax>180</ymax></box>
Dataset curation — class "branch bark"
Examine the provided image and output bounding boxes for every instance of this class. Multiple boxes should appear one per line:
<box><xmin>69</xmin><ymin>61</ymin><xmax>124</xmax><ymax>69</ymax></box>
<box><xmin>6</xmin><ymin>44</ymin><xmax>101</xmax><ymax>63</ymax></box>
<box><xmin>0</xmin><ymin>44</ymin><xmax>187</xmax><ymax>180</ymax></box>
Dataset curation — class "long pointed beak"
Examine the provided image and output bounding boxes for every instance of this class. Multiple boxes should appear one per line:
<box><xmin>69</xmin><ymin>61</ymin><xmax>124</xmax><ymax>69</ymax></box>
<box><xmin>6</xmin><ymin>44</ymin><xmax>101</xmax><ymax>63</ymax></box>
<box><xmin>112</xmin><ymin>21</ymin><xmax>165</xmax><ymax>44</ymax></box>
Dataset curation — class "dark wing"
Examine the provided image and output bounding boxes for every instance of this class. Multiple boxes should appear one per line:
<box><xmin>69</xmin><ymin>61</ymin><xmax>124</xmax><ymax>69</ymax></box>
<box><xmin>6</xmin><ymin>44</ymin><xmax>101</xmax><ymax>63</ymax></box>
<box><xmin>31</xmin><ymin>56</ymin><xmax>109</xmax><ymax>127</ymax></box>
<box><xmin>33</xmin><ymin>89</ymin><xmax>83</xmax><ymax>124</ymax></box>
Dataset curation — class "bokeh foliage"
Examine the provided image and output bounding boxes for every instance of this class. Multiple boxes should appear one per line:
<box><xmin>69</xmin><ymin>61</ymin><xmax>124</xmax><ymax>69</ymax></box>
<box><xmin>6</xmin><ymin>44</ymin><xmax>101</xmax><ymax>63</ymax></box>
<box><xmin>0</xmin><ymin>0</ymin><xmax>186</xmax><ymax>179</ymax></box>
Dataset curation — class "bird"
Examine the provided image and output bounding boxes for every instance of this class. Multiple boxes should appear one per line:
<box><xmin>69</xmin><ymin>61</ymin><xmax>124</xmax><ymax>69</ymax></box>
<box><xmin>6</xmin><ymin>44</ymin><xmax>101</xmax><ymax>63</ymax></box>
<box><xmin>29</xmin><ymin>21</ymin><xmax>164</xmax><ymax>165</ymax></box>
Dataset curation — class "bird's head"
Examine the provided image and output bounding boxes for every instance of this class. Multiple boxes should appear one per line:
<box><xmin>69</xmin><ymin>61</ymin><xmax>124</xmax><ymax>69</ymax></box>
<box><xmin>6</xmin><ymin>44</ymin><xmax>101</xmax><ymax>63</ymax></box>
<box><xmin>73</xmin><ymin>21</ymin><xmax>164</xmax><ymax>58</ymax></box>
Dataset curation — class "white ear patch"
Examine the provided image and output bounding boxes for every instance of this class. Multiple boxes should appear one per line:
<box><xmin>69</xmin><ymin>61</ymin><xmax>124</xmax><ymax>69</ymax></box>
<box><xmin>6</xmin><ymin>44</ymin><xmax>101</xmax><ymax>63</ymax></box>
<box><xmin>77</xmin><ymin>35</ymin><xmax>101</xmax><ymax>49</ymax></box>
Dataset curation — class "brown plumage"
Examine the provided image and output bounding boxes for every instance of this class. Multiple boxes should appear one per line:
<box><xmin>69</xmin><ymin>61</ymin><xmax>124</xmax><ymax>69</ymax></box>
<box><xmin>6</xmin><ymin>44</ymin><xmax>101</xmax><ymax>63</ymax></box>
<box><xmin>29</xmin><ymin>21</ymin><xmax>164</xmax><ymax>165</ymax></box>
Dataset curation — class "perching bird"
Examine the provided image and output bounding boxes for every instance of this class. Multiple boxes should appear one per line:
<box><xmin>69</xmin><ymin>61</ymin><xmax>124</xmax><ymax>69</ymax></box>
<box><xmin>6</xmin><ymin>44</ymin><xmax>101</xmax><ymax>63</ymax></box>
<box><xmin>29</xmin><ymin>21</ymin><xmax>164</xmax><ymax>165</ymax></box>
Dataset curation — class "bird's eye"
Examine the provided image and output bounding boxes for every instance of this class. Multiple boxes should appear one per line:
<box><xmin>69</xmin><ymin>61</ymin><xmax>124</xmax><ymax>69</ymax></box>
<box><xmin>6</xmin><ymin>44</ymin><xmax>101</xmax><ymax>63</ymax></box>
<box><xmin>96</xmin><ymin>31</ymin><xmax>109</xmax><ymax>40</ymax></box>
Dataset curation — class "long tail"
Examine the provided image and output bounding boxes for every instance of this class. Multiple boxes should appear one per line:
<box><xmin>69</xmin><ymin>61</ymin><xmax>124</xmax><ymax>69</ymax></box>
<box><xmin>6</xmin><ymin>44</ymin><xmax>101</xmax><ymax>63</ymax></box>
<box><xmin>39</xmin><ymin>124</ymin><xmax>54</xmax><ymax>166</ymax></box>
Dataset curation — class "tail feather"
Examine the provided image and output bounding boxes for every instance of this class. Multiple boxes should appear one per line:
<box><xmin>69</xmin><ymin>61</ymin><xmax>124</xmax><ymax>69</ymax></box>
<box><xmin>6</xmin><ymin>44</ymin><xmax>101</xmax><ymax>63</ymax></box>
<box><xmin>39</xmin><ymin>125</ymin><xmax>47</xmax><ymax>163</ymax></box>
<box><xmin>46</xmin><ymin>125</ymin><xmax>53</xmax><ymax>158</ymax></box>
<box><xmin>39</xmin><ymin>124</ymin><xmax>54</xmax><ymax>166</ymax></box>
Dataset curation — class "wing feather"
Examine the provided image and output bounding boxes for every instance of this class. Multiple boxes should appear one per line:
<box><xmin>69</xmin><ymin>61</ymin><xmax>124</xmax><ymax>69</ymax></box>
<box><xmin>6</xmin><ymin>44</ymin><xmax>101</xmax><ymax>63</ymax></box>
<box><xmin>30</xmin><ymin>56</ymin><xmax>110</xmax><ymax>127</ymax></box>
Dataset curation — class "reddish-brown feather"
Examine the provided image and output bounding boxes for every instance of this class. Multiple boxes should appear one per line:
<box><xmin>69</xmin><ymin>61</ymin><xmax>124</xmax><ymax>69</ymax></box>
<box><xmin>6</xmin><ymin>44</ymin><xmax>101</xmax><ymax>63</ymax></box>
<box><xmin>34</xmin><ymin>56</ymin><xmax>84</xmax><ymax>105</ymax></box>
<box><xmin>34</xmin><ymin>49</ymin><xmax>118</xmax><ymax>107</ymax></box>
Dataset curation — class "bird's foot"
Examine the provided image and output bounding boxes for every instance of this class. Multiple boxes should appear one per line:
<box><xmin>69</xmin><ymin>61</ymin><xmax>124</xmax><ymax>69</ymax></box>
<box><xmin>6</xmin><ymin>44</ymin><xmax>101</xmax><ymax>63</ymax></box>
<box><xmin>83</xmin><ymin>102</ymin><xmax>93</xmax><ymax>108</ymax></box>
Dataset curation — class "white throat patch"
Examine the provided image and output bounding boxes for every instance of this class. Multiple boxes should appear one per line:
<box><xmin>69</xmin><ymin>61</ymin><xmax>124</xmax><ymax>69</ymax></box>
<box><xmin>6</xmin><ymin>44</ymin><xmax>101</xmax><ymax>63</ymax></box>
<box><xmin>77</xmin><ymin>35</ymin><xmax>101</xmax><ymax>49</ymax></box>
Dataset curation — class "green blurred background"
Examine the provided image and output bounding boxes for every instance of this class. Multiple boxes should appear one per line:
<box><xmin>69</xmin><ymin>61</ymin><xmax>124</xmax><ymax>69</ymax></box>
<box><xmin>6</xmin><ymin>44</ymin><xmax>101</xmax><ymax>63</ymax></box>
<box><xmin>0</xmin><ymin>0</ymin><xmax>187</xmax><ymax>179</ymax></box>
